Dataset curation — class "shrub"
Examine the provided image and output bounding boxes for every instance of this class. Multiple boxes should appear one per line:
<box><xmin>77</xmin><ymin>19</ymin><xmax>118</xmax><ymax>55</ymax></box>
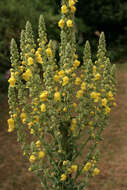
<box><xmin>8</xmin><ymin>0</ymin><xmax>117</xmax><ymax>189</ymax></box>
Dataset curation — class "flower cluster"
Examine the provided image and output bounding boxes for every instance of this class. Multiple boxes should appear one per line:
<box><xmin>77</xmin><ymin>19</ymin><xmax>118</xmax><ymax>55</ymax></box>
<box><xmin>8</xmin><ymin>0</ymin><xmax>117</xmax><ymax>190</ymax></box>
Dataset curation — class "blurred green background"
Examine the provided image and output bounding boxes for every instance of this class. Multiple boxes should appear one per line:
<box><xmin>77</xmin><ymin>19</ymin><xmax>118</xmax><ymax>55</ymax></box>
<box><xmin>0</xmin><ymin>0</ymin><xmax>127</xmax><ymax>93</ymax></box>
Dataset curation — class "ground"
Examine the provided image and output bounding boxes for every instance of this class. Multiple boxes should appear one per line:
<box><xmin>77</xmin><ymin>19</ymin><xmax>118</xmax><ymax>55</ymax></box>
<box><xmin>0</xmin><ymin>61</ymin><xmax>127</xmax><ymax>190</ymax></box>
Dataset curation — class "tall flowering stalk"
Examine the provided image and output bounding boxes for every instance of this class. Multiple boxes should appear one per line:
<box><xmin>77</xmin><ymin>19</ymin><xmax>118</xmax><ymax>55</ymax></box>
<box><xmin>8</xmin><ymin>0</ymin><xmax>117</xmax><ymax>190</ymax></box>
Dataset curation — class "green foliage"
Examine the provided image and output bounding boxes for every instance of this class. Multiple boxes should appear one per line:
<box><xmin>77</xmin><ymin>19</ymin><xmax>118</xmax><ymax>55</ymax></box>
<box><xmin>0</xmin><ymin>0</ymin><xmax>59</xmax><ymax>74</ymax></box>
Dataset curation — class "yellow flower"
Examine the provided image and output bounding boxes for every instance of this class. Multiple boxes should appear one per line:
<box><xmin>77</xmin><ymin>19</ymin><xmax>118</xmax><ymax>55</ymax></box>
<box><xmin>8</xmin><ymin>118</ymin><xmax>15</xmax><ymax>132</ymax></box>
<box><xmin>90</xmin><ymin>92</ymin><xmax>100</xmax><ymax>102</ymax></box>
<box><xmin>35</xmin><ymin>51</ymin><xmax>40</xmax><ymax>57</ymax></box>
<box><xmin>28</xmin><ymin>57</ymin><xmax>34</xmax><ymax>65</ymax></box>
<box><xmin>63</xmin><ymin>160</ymin><xmax>68</xmax><ymax>166</ymax></box>
<box><xmin>38</xmin><ymin>128</ymin><xmax>42</xmax><ymax>132</ymax></box>
<box><xmin>71</xmin><ymin>165</ymin><xmax>78</xmax><ymax>172</ymax></box>
<box><xmin>40</xmin><ymin>104</ymin><xmax>46</xmax><ymax>112</ymax></box>
<box><xmin>76</xmin><ymin>90</ymin><xmax>84</xmax><ymax>99</ymax></box>
<box><xmin>81</xmin><ymin>82</ymin><xmax>86</xmax><ymax>91</ymax></box>
<box><xmin>69</xmin><ymin>0</ymin><xmax>75</xmax><ymax>7</ymax></box>
<box><xmin>89</xmin><ymin>121</ymin><xmax>93</xmax><ymax>126</ymax></box>
<box><xmin>30</xmin><ymin>129</ymin><xmax>35</xmax><ymax>134</ymax></box>
<box><xmin>22</xmin><ymin>69</ymin><xmax>32</xmax><ymax>81</ymax></box>
<box><xmin>63</xmin><ymin>107</ymin><xmax>67</xmax><ymax>112</ymax></box>
<box><xmin>40</xmin><ymin>91</ymin><xmax>48</xmax><ymax>101</ymax></box>
<box><xmin>28</xmin><ymin>122</ymin><xmax>33</xmax><ymax>129</ymax></box>
<box><xmin>101</xmin><ymin>64</ymin><xmax>104</xmax><ymax>68</ymax></box>
<box><xmin>73</xmin><ymin>59</ymin><xmax>80</xmax><ymax>67</ymax></box>
<box><xmin>60</xmin><ymin>174</ymin><xmax>67</xmax><ymax>181</ymax></box>
<box><xmin>28</xmin><ymin>167</ymin><xmax>32</xmax><ymax>171</ymax></box>
<box><xmin>8</xmin><ymin>76</ymin><xmax>16</xmax><ymax>87</ymax></box>
<box><xmin>25</xmin><ymin>53</ymin><xmax>28</xmax><ymax>58</ymax></box>
<box><xmin>54</xmin><ymin>92</ymin><xmax>61</xmax><ymax>101</ymax></box>
<box><xmin>90</xmin><ymin>111</ymin><xmax>94</xmax><ymax>116</ymax></box>
<box><xmin>67</xmin><ymin>168</ymin><xmax>72</xmax><ymax>174</ymax></box>
<box><xmin>70</xmin><ymin>125</ymin><xmax>76</xmax><ymax>132</ymax></box>
<box><xmin>105</xmin><ymin>106</ymin><xmax>111</xmax><ymax>114</ymax></box>
<box><xmin>54</xmin><ymin>74</ymin><xmax>59</xmax><ymax>81</ymax></box>
<box><xmin>38</xmin><ymin>151</ymin><xmax>45</xmax><ymax>159</ymax></box>
<box><xmin>62</xmin><ymin>76</ymin><xmax>69</xmax><ymax>86</ymax></box>
<box><xmin>29</xmin><ymin>155</ymin><xmax>36</xmax><ymax>163</ymax></box>
<box><xmin>95</xmin><ymin>96</ymin><xmax>100</xmax><ymax>103</ymax></box>
<box><xmin>62</xmin><ymin>92</ymin><xmax>66</xmax><ymax>96</ymax></box>
<box><xmin>73</xmin><ymin>103</ymin><xmax>77</xmax><ymax>108</ymax></box>
<box><xmin>41</xmin><ymin>40</ymin><xmax>46</xmax><ymax>45</ymax></box>
<box><xmin>15</xmin><ymin>71</ymin><xmax>19</xmax><ymax>76</ymax></box>
<box><xmin>58</xmin><ymin>70</ymin><xmax>65</xmax><ymax>77</ymax></box>
<box><xmin>33</xmin><ymin>98</ymin><xmax>39</xmax><ymax>105</ymax></box>
<box><xmin>13</xmin><ymin>114</ymin><xmax>17</xmax><ymax>118</ymax></box>
<box><xmin>101</xmin><ymin>89</ymin><xmax>105</xmax><ymax>92</ymax></box>
<box><xmin>71</xmin><ymin>118</ymin><xmax>77</xmax><ymax>124</ymax></box>
<box><xmin>102</xmin><ymin>98</ymin><xmax>107</xmax><ymax>107</ymax></box>
<box><xmin>20</xmin><ymin>112</ymin><xmax>27</xmax><ymax>120</ymax></box>
<box><xmin>70</xmin><ymin>119</ymin><xmax>77</xmax><ymax>131</ymax></box>
<box><xmin>65</xmin><ymin>69</ymin><xmax>72</xmax><ymax>74</ymax></box>
<box><xmin>36</xmin><ymin>55</ymin><xmax>43</xmax><ymax>64</ymax></box>
<box><xmin>88</xmin><ymin>83</ymin><xmax>94</xmax><ymax>89</ymax></box>
<box><xmin>43</xmin><ymin>72</ymin><xmax>46</xmax><ymax>78</ymax></box>
<box><xmin>19</xmin><ymin>66</ymin><xmax>24</xmax><ymax>72</ymax></box>
<box><xmin>92</xmin><ymin>168</ymin><xmax>100</xmax><ymax>176</ymax></box>
<box><xmin>31</xmin><ymin>48</ymin><xmax>35</xmax><ymax>53</ymax></box>
<box><xmin>93</xmin><ymin>65</ymin><xmax>96</xmax><ymax>74</ymax></box>
<box><xmin>83</xmin><ymin>162</ymin><xmax>92</xmax><ymax>172</ymax></box>
<box><xmin>72</xmin><ymin>73</ymin><xmax>76</xmax><ymax>78</ymax></box>
<box><xmin>33</xmin><ymin>115</ymin><xmax>39</xmax><ymax>123</ymax></box>
<box><xmin>58</xmin><ymin>19</ymin><xmax>65</xmax><ymax>28</ymax></box>
<box><xmin>94</xmin><ymin>73</ymin><xmax>101</xmax><ymax>80</ymax></box>
<box><xmin>22</xmin><ymin>61</ymin><xmax>25</xmax><ymax>65</ymax></box>
<box><xmin>22</xmin><ymin>118</ymin><xmax>26</xmax><ymax>124</ymax></box>
<box><xmin>71</xmin><ymin>6</ymin><xmax>76</xmax><ymax>13</ymax></box>
<box><xmin>46</xmin><ymin>48</ymin><xmax>53</xmax><ymax>56</ymax></box>
<box><xmin>107</xmin><ymin>91</ymin><xmax>114</xmax><ymax>100</ymax></box>
<box><xmin>91</xmin><ymin>132</ymin><xmax>95</xmax><ymax>139</ymax></box>
<box><xmin>37</xmin><ymin>47</ymin><xmax>42</xmax><ymax>52</ymax></box>
<box><xmin>66</xmin><ymin>20</ymin><xmax>73</xmax><ymax>27</ymax></box>
<box><xmin>80</xmin><ymin>74</ymin><xmax>84</xmax><ymax>78</ymax></box>
<box><xmin>61</xmin><ymin>5</ymin><xmax>67</xmax><ymax>14</ymax></box>
<box><xmin>75</xmin><ymin>77</ymin><xmax>81</xmax><ymax>85</ymax></box>
<box><xmin>20</xmin><ymin>113</ymin><xmax>26</xmax><ymax>123</ymax></box>
<box><xmin>33</xmin><ymin>108</ymin><xmax>38</xmax><ymax>112</ymax></box>
<box><xmin>113</xmin><ymin>102</ymin><xmax>117</xmax><ymax>107</ymax></box>
<box><xmin>74</xmin><ymin>53</ymin><xmax>78</xmax><ymax>58</ymax></box>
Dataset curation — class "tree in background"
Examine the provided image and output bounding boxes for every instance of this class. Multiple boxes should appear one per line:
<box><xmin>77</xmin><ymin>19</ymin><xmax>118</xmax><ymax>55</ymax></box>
<box><xmin>0</xmin><ymin>0</ymin><xmax>58</xmax><ymax>72</ymax></box>
<box><xmin>76</xmin><ymin>0</ymin><xmax>127</xmax><ymax>59</ymax></box>
<box><xmin>0</xmin><ymin>0</ymin><xmax>59</xmax><ymax>92</ymax></box>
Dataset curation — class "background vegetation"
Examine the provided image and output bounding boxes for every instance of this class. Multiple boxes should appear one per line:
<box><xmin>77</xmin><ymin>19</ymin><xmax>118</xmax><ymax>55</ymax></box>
<box><xmin>0</xmin><ymin>0</ymin><xmax>127</xmax><ymax>92</ymax></box>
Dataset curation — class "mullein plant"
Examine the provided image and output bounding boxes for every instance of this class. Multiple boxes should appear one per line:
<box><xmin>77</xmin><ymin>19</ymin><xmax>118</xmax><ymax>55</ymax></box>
<box><xmin>8</xmin><ymin>0</ymin><xmax>117</xmax><ymax>190</ymax></box>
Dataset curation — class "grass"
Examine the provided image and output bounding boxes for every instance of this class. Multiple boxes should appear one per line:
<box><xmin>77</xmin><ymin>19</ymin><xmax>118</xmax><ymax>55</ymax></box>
<box><xmin>0</xmin><ymin>60</ymin><xmax>127</xmax><ymax>190</ymax></box>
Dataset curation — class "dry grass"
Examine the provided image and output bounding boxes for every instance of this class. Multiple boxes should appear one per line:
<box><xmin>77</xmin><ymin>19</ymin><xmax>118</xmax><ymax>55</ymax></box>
<box><xmin>0</xmin><ymin>61</ymin><xmax>127</xmax><ymax>190</ymax></box>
